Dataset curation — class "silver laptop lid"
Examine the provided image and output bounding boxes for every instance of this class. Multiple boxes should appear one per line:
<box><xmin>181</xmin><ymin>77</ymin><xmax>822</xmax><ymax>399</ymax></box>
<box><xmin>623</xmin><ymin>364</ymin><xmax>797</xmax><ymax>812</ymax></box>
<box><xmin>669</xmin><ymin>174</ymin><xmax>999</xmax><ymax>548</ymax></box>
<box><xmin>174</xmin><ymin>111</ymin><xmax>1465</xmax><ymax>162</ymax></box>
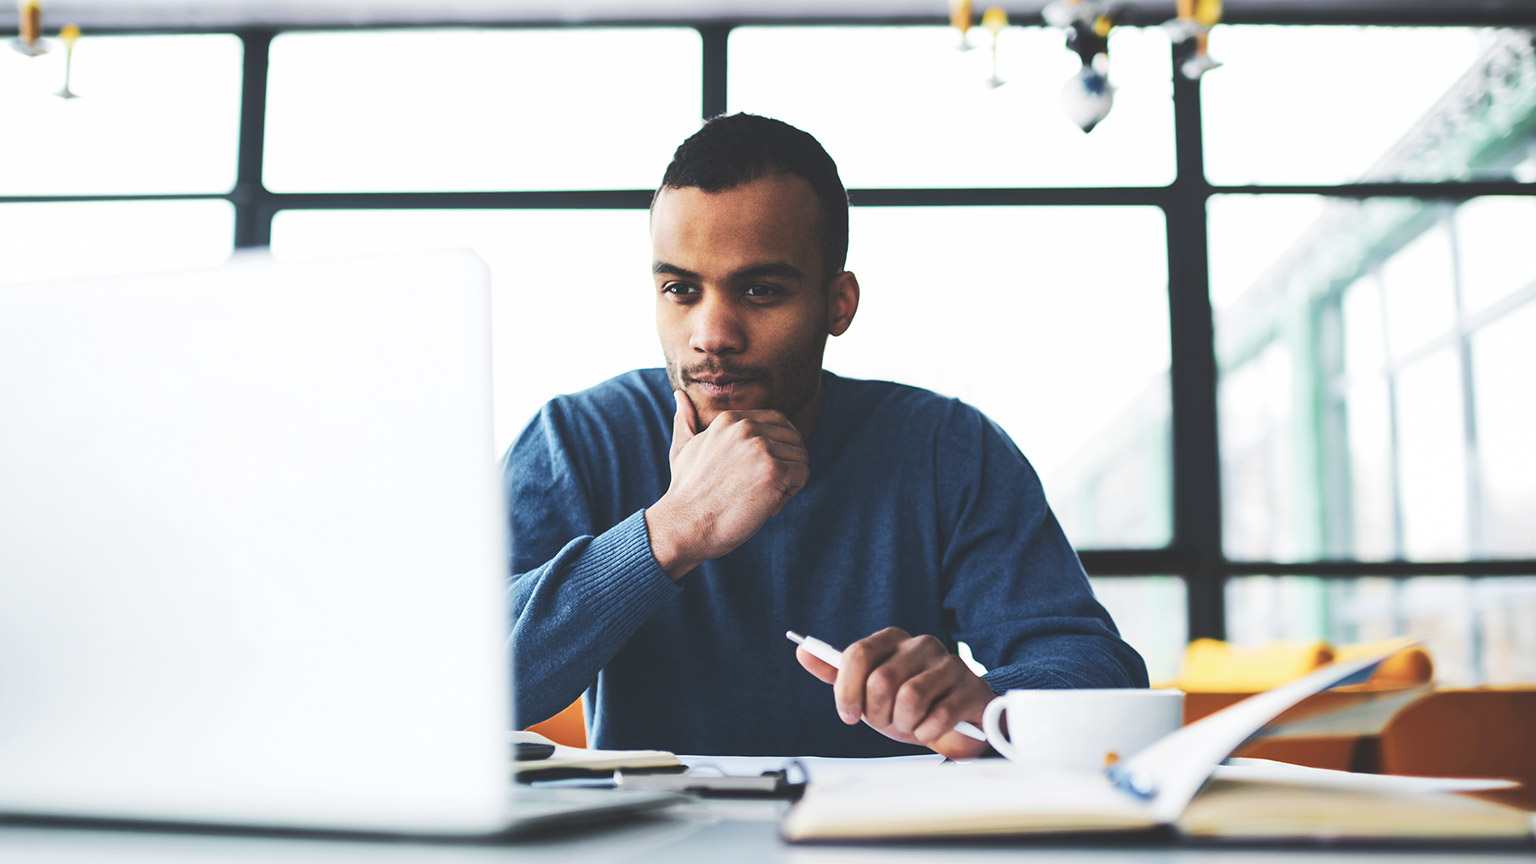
<box><xmin>0</xmin><ymin>249</ymin><xmax>515</xmax><ymax>834</ymax></box>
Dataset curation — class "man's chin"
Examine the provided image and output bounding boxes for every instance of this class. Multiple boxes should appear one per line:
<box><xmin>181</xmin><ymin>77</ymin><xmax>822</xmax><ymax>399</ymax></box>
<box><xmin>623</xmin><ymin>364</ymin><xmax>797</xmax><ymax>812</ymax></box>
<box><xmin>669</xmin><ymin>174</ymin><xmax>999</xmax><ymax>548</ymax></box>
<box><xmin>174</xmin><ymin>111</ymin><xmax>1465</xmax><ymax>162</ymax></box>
<box><xmin>690</xmin><ymin>389</ymin><xmax>775</xmax><ymax>426</ymax></box>
<box><xmin>694</xmin><ymin>398</ymin><xmax>757</xmax><ymax>428</ymax></box>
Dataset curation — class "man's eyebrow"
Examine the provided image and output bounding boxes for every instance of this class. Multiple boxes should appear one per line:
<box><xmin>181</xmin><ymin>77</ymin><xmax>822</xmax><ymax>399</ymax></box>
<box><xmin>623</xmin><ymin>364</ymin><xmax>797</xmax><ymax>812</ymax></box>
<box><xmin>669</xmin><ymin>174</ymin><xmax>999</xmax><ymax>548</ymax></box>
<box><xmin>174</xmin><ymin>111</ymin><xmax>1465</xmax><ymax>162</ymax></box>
<box><xmin>652</xmin><ymin>261</ymin><xmax>808</xmax><ymax>282</ymax></box>
<box><xmin>653</xmin><ymin>262</ymin><xmax>700</xmax><ymax>279</ymax></box>
<box><xmin>735</xmin><ymin>261</ymin><xmax>805</xmax><ymax>282</ymax></box>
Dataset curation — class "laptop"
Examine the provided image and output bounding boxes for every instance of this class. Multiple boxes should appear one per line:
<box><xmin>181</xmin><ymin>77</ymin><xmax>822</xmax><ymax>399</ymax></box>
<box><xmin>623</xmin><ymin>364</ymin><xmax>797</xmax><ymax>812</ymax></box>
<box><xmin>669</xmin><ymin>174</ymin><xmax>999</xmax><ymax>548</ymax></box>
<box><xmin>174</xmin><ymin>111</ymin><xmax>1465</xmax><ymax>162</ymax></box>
<box><xmin>0</xmin><ymin>249</ymin><xmax>682</xmax><ymax>836</ymax></box>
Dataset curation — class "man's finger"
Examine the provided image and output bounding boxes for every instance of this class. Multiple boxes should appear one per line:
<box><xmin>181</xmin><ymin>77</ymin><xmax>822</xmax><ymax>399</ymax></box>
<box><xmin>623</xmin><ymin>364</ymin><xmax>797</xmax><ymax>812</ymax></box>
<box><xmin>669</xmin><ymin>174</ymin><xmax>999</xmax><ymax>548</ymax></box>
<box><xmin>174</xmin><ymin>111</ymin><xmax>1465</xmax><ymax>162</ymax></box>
<box><xmin>833</xmin><ymin>628</ymin><xmax>908</xmax><ymax>726</ymax></box>
<box><xmin>919</xmin><ymin>696</ymin><xmax>993</xmax><ymax>760</ymax></box>
<box><xmin>716</xmin><ymin>408</ymin><xmax>794</xmax><ymax>423</ymax></box>
<box><xmin>861</xmin><ymin>640</ymin><xmax>940</xmax><ymax>730</ymax></box>
<box><xmin>795</xmin><ymin>645</ymin><xmax>839</xmax><ymax>684</ymax></box>
<box><xmin>670</xmin><ymin>390</ymin><xmax>698</xmax><ymax>460</ymax></box>
<box><xmin>716</xmin><ymin>412</ymin><xmax>805</xmax><ymax>447</ymax></box>
<box><xmin>771</xmin><ymin>479</ymin><xmax>805</xmax><ymax>516</ymax></box>
<box><xmin>782</xmin><ymin>463</ymin><xmax>810</xmax><ymax>496</ymax></box>
<box><xmin>927</xmin><ymin>726</ymin><xmax>992</xmax><ymax>761</ymax></box>
<box><xmin>767</xmin><ymin>439</ymin><xmax>810</xmax><ymax>465</ymax></box>
<box><xmin>893</xmin><ymin>665</ymin><xmax>958</xmax><ymax>739</ymax></box>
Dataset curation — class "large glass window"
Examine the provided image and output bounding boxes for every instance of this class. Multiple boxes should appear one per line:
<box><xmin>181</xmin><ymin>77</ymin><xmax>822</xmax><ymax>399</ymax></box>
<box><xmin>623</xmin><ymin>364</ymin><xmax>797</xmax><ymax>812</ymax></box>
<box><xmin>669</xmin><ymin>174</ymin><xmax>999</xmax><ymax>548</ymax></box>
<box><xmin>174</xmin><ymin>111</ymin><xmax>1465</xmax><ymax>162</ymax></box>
<box><xmin>729</xmin><ymin>26</ymin><xmax>1175</xmax><ymax>188</ymax></box>
<box><xmin>1339</xmin><ymin>272</ymin><xmax>1397</xmax><ymax>559</ymax></box>
<box><xmin>0</xmin><ymin>35</ymin><xmax>242</xmax><ymax>195</ymax></box>
<box><xmin>1216</xmin><ymin>342</ymin><xmax>1298</xmax><ymax>561</ymax></box>
<box><xmin>1212</xmin><ymin>195</ymin><xmax>1536</xmax><ymax>562</ymax></box>
<box><xmin>264</xmin><ymin>29</ymin><xmax>702</xmax><ymax>192</ymax></box>
<box><xmin>7</xmin><ymin>17</ymin><xmax>1528</xmax><ymax>656</ymax></box>
<box><xmin>1203</xmin><ymin>26</ymin><xmax>1532</xmax><ymax>184</ymax></box>
<box><xmin>1342</xmin><ymin>373</ymin><xmax>1396</xmax><ymax>560</ymax></box>
<box><xmin>1226</xmin><ymin>575</ymin><xmax>1536</xmax><ymax>686</ymax></box>
<box><xmin>1454</xmin><ymin>196</ymin><xmax>1536</xmax><ymax>317</ymax></box>
<box><xmin>274</xmin><ymin>204</ymin><xmax>1173</xmax><ymax>551</ymax></box>
<box><xmin>0</xmin><ymin>201</ymin><xmax>235</xmax><ymax>284</ymax></box>
<box><xmin>1472</xmin><ymin>299</ymin><xmax>1536</xmax><ymax>556</ymax></box>
<box><xmin>1394</xmin><ymin>349</ymin><xmax>1470</xmax><ymax>560</ymax></box>
<box><xmin>270</xmin><ymin>209</ymin><xmax>656</xmax><ymax>451</ymax></box>
<box><xmin>1091</xmin><ymin>577</ymin><xmax>1187</xmax><ymax>683</ymax></box>
<box><xmin>838</xmin><ymin>206</ymin><xmax>1172</xmax><ymax>549</ymax></box>
<box><xmin>1380</xmin><ymin>219</ymin><xmax>1458</xmax><ymax>359</ymax></box>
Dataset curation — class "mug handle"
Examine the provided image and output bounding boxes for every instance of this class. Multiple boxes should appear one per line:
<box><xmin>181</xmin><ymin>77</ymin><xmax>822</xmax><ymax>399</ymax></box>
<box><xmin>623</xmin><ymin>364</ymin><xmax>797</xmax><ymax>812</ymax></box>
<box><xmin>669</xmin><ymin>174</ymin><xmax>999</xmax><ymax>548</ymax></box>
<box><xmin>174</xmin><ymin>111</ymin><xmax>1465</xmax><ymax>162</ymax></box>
<box><xmin>981</xmin><ymin>695</ymin><xmax>1017</xmax><ymax>761</ymax></box>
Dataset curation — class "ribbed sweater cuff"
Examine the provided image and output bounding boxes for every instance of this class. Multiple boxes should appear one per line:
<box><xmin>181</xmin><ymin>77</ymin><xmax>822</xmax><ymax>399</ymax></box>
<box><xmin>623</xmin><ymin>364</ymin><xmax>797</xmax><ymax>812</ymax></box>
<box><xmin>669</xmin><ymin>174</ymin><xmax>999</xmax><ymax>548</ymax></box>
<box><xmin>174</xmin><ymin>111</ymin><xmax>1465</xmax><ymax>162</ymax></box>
<box><xmin>562</xmin><ymin>510</ymin><xmax>680</xmax><ymax>632</ymax></box>
<box><xmin>983</xmin><ymin>664</ymin><xmax>1075</xmax><ymax>693</ymax></box>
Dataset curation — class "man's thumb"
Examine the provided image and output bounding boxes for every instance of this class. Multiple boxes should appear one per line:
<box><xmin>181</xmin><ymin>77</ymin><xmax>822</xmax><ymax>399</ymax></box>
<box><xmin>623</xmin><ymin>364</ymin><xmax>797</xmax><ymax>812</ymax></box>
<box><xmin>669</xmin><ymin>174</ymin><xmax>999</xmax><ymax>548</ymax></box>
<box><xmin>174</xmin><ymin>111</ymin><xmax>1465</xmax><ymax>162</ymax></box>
<box><xmin>671</xmin><ymin>390</ymin><xmax>698</xmax><ymax>454</ymax></box>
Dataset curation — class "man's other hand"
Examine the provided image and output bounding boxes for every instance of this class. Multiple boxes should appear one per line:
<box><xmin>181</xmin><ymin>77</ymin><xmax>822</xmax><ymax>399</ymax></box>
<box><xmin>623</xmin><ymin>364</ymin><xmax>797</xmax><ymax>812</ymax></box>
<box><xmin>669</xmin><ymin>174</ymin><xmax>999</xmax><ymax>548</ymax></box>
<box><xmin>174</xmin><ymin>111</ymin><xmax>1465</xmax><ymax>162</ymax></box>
<box><xmin>796</xmin><ymin>627</ymin><xmax>993</xmax><ymax>760</ymax></box>
<box><xmin>646</xmin><ymin>390</ymin><xmax>809</xmax><ymax>581</ymax></box>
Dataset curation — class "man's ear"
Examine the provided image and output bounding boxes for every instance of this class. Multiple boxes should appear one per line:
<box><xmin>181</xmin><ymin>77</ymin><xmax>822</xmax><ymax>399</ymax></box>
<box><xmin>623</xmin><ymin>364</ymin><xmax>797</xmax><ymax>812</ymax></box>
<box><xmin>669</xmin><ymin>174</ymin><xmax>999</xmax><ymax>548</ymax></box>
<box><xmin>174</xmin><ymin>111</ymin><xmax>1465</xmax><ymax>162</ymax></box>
<box><xmin>827</xmin><ymin>271</ymin><xmax>860</xmax><ymax>337</ymax></box>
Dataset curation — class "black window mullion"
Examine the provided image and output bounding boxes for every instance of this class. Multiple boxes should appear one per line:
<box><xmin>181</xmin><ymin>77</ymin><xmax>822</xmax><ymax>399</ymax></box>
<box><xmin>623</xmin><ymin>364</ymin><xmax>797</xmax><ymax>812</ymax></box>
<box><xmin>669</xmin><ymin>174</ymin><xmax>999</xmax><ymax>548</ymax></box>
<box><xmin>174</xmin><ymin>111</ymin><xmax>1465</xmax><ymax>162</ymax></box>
<box><xmin>1167</xmin><ymin>38</ymin><xmax>1226</xmax><ymax>641</ymax></box>
<box><xmin>233</xmin><ymin>28</ymin><xmax>275</xmax><ymax>248</ymax></box>
<box><xmin>700</xmin><ymin>24</ymin><xmax>730</xmax><ymax>120</ymax></box>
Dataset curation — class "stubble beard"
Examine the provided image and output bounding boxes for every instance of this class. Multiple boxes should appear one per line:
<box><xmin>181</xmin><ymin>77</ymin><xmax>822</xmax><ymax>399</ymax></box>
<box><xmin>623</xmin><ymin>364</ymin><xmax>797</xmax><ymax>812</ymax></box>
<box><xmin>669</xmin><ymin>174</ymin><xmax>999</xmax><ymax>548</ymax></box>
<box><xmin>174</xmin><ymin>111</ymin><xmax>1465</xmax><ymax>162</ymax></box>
<box><xmin>664</xmin><ymin>335</ymin><xmax>826</xmax><ymax>429</ymax></box>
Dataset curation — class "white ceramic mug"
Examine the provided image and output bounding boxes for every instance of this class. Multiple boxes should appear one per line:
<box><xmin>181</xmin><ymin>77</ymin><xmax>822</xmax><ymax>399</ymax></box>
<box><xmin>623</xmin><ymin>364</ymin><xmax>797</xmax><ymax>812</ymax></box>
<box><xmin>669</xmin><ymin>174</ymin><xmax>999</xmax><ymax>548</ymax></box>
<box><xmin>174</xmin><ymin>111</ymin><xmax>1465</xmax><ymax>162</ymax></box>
<box><xmin>981</xmin><ymin>689</ymin><xmax>1184</xmax><ymax>771</ymax></box>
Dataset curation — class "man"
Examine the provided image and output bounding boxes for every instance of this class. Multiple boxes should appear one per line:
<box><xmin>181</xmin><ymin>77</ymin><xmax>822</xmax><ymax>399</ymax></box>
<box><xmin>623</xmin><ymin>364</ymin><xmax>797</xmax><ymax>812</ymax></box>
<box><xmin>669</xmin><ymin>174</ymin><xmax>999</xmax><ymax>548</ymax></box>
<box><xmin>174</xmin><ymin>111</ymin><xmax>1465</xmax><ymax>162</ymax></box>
<box><xmin>505</xmin><ymin>113</ymin><xmax>1146</xmax><ymax>759</ymax></box>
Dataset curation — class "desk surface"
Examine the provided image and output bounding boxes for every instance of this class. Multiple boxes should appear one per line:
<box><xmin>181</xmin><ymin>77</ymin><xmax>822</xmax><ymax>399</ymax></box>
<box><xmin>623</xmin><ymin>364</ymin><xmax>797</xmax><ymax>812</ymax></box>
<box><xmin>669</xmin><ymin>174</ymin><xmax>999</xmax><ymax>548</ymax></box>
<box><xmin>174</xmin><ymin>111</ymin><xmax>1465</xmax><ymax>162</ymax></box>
<box><xmin>2</xmin><ymin>797</ymin><xmax>1531</xmax><ymax>864</ymax></box>
<box><xmin>2</xmin><ymin>754</ymin><xmax>1530</xmax><ymax>862</ymax></box>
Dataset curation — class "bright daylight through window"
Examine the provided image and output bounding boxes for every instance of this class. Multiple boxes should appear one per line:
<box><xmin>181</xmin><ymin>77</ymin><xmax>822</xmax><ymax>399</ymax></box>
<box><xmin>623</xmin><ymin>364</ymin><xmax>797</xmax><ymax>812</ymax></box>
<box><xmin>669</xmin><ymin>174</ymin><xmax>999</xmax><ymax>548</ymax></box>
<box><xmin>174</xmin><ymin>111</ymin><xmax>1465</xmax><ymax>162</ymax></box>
<box><xmin>2</xmin><ymin>15</ymin><xmax>1533</xmax><ymax>686</ymax></box>
<box><xmin>1207</xmin><ymin>27</ymin><xmax>1536</xmax><ymax>683</ymax></box>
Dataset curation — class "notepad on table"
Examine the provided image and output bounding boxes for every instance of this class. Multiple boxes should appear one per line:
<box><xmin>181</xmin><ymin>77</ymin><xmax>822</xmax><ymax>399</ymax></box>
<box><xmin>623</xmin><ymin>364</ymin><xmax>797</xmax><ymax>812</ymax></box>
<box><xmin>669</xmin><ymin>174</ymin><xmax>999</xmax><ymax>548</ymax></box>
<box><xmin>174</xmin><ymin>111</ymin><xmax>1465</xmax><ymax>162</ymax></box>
<box><xmin>510</xmin><ymin>731</ymin><xmax>684</xmax><ymax>781</ymax></box>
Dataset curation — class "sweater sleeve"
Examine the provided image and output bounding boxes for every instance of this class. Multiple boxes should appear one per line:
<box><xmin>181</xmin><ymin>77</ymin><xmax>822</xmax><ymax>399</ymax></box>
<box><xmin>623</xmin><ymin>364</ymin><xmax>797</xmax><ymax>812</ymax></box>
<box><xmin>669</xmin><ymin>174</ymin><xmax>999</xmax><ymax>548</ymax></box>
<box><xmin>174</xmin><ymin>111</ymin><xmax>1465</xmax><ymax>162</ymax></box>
<box><xmin>503</xmin><ymin>401</ymin><xmax>681</xmax><ymax>728</ymax></box>
<box><xmin>935</xmin><ymin>405</ymin><xmax>1149</xmax><ymax>693</ymax></box>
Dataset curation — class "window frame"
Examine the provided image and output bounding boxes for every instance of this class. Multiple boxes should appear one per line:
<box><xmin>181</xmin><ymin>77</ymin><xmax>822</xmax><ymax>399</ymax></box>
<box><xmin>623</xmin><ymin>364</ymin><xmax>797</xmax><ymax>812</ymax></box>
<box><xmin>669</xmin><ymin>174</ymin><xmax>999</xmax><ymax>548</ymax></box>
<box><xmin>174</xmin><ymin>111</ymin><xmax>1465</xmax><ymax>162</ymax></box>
<box><xmin>4</xmin><ymin>10</ymin><xmax>1534</xmax><ymax>652</ymax></box>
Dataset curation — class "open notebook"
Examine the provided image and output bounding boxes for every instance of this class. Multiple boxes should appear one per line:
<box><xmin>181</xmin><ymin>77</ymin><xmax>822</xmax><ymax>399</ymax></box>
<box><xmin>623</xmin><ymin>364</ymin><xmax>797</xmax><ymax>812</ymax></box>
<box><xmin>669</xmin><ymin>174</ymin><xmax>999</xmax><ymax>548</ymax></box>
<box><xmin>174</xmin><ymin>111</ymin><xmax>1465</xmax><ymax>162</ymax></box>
<box><xmin>782</xmin><ymin>643</ymin><xmax>1535</xmax><ymax>844</ymax></box>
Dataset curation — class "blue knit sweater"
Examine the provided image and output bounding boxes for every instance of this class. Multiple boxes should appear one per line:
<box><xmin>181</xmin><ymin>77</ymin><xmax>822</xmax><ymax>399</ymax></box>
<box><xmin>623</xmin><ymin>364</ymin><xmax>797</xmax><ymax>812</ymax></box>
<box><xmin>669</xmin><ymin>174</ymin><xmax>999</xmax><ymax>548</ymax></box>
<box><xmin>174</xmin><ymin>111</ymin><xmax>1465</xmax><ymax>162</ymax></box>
<box><xmin>504</xmin><ymin>369</ymin><xmax>1147</xmax><ymax>756</ymax></box>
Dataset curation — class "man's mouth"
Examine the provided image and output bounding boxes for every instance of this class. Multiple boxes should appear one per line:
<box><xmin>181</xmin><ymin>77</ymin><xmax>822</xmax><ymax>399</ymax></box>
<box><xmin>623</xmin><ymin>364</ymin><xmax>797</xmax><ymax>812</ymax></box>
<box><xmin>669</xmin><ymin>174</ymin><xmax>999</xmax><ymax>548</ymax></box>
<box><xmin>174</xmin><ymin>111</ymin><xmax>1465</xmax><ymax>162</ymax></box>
<box><xmin>688</xmin><ymin>374</ymin><xmax>757</xmax><ymax>398</ymax></box>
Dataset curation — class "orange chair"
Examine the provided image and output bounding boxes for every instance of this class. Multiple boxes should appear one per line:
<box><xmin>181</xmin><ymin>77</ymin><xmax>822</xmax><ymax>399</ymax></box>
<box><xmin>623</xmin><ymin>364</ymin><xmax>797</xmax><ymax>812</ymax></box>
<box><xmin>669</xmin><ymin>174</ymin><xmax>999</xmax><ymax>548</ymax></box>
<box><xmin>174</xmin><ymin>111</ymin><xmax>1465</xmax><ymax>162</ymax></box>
<box><xmin>1169</xmin><ymin>639</ymin><xmax>1434</xmax><ymax>773</ymax></box>
<box><xmin>1379</xmin><ymin>688</ymin><xmax>1536</xmax><ymax>811</ymax></box>
<box><xmin>524</xmin><ymin>698</ymin><xmax>586</xmax><ymax>748</ymax></box>
<box><xmin>1334</xmin><ymin>640</ymin><xmax>1435</xmax><ymax>687</ymax></box>
<box><xmin>1174</xmin><ymin>638</ymin><xmax>1336</xmax><ymax>694</ymax></box>
<box><xmin>1171</xmin><ymin>639</ymin><xmax>1338</xmax><ymax>728</ymax></box>
<box><xmin>1174</xmin><ymin>638</ymin><xmax>1433</xmax><ymax>723</ymax></box>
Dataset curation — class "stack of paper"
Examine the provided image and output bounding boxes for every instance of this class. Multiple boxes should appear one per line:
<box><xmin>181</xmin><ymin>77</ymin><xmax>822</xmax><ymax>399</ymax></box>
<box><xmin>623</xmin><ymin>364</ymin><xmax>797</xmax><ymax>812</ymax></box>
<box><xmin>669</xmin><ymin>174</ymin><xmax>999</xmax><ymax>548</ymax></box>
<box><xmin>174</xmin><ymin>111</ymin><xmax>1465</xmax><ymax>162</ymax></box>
<box><xmin>510</xmin><ymin>731</ymin><xmax>683</xmax><ymax>779</ymax></box>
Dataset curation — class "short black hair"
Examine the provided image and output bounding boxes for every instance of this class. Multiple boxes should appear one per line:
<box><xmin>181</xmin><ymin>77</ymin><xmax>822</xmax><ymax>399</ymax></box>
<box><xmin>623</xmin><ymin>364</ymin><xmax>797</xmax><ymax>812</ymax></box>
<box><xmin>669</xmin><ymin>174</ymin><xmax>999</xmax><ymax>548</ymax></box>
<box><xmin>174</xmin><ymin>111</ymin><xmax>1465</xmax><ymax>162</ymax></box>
<box><xmin>657</xmin><ymin>113</ymin><xmax>849</xmax><ymax>279</ymax></box>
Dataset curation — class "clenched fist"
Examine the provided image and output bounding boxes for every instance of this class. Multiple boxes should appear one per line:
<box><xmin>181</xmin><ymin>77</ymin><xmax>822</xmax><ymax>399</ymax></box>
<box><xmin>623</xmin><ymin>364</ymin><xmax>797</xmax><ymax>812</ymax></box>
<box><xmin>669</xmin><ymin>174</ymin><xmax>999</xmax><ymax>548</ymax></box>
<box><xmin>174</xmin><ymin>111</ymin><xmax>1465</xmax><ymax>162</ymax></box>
<box><xmin>645</xmin><ymin>390</ymin><xmax>810</xmax><ymax>581</ymax></box>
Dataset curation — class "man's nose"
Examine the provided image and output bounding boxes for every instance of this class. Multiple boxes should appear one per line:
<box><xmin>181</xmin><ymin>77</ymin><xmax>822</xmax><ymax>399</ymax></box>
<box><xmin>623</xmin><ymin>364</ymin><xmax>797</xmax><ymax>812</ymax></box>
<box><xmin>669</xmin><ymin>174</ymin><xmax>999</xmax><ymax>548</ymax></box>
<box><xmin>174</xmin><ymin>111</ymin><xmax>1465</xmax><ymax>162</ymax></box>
<box><xmin>688</xmin><ymin>292</ymin><xmax>745</xmax><ymax>355</ymax></box>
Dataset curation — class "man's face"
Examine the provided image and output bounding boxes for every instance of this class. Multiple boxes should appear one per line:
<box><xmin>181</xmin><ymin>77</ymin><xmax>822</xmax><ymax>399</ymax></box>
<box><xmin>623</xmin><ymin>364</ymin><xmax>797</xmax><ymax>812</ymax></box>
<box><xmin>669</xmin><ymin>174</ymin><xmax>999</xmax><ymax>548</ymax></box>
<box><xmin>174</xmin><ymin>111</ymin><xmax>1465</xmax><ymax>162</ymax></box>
<box><xmin>651</xmin><ymin>174</ymin><xmax>838</xmax><ymax>429</ymax></box>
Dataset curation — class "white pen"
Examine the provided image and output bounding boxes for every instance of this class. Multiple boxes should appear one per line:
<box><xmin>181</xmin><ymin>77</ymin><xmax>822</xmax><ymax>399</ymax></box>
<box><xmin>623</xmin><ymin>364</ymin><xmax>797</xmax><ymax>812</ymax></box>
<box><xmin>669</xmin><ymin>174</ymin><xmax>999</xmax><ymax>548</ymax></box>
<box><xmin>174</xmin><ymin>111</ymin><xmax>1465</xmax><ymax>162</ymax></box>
<box><xmin>786</xmin><ymin>630</ymin><xmax>989</xmax><ymax>743</ymax></box>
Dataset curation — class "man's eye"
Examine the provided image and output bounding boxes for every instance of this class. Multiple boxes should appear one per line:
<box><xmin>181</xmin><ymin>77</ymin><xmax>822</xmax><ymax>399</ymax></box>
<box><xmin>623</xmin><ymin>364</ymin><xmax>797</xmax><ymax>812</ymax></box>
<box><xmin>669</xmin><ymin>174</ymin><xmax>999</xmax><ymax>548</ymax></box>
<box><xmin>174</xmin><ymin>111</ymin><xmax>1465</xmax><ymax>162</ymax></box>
<box><xmin>743</xmin><ymin>284</ymin><xmax>781</xmax><ymax>298</ymax></box>
<box><xmin>661</xmin><ymin>283</ymin><xmax>699</xmax><ymax>296</ymax></box>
